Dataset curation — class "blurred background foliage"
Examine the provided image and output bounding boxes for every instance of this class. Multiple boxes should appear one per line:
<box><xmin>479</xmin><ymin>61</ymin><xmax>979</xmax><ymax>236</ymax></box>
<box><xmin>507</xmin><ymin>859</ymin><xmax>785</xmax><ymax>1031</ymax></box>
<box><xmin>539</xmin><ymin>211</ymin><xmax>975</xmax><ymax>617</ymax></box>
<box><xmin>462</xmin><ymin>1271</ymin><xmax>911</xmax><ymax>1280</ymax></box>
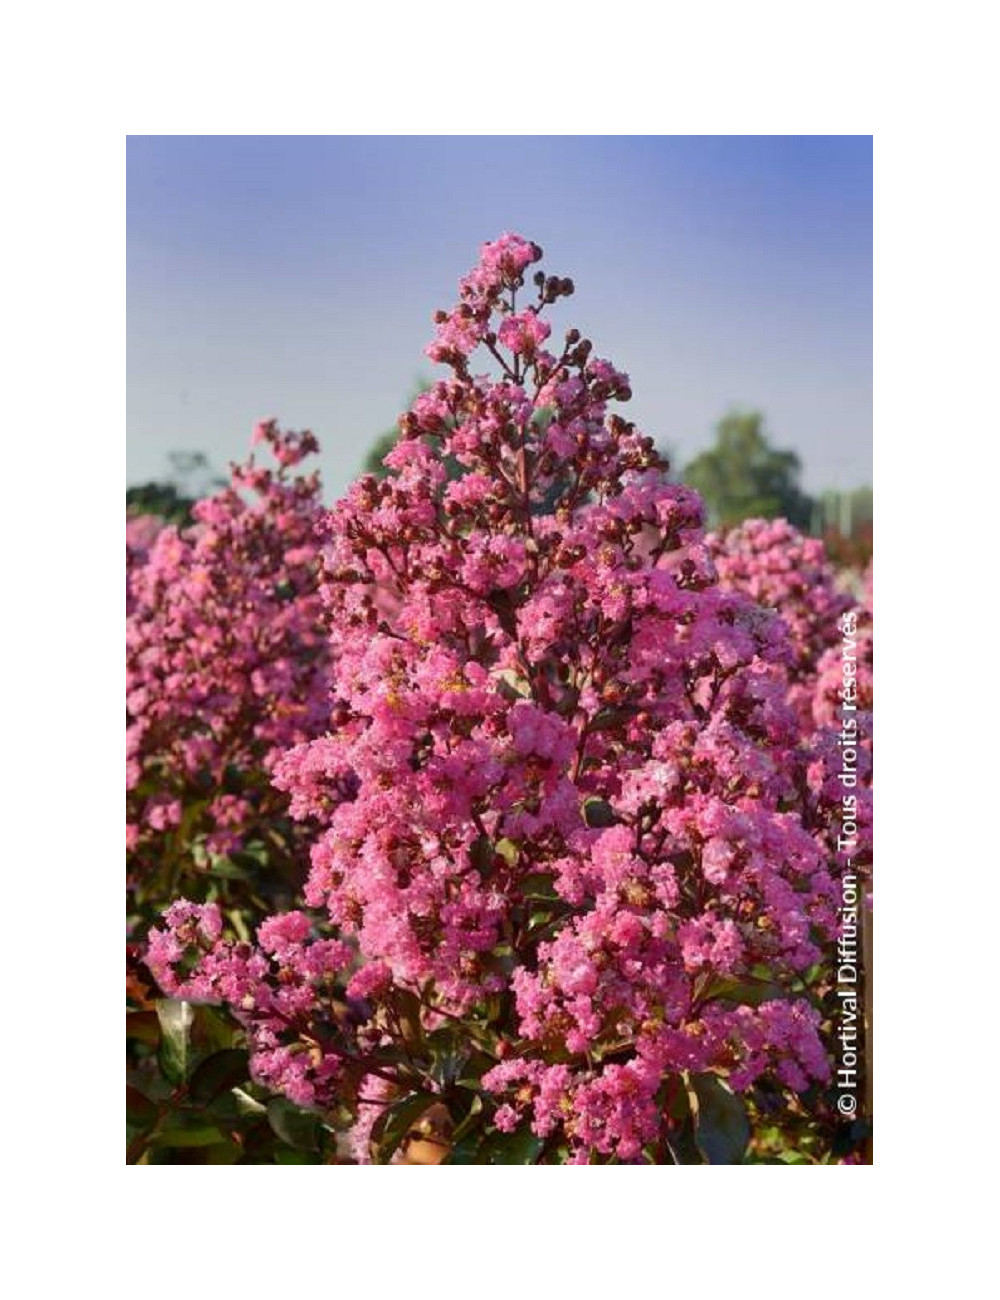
<box><xmin>126</xmin><ymin>452</ymin><xmax>224</xmax><ymax>526</ymax></box>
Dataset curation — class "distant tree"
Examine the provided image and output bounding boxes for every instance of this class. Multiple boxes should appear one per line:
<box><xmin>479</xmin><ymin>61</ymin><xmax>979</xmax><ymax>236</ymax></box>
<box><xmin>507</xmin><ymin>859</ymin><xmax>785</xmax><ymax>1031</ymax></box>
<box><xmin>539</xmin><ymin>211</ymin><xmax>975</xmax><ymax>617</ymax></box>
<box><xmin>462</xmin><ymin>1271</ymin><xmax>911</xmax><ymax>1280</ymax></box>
<box><xmin>125</xmin><ymin>481</ymin><xmax>197</xmax><ymax>525</ymax></box>
<box><xmin>682</xmin><ymin>411</ymin><xmax>813</xmax><ymax>530</ymax></box>
<box><xmin>126</xmin><ymin>452</ymin><xmax>224</xmax><ymax>525</ymax></box>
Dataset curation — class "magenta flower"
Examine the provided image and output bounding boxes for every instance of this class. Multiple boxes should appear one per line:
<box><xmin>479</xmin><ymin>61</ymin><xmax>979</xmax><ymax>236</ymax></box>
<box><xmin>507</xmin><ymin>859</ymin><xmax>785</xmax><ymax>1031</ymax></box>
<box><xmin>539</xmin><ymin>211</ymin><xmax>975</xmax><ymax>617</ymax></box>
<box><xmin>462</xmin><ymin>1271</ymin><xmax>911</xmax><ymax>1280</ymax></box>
<box><xmin>127</xmin><ymin>423</ymin><xmax>330</xmax><ymax>910</ymax></box>
<box><xmin>146</xmin><ymin>236</ymin><xmax>868</xmax><ymax>1164</ymax></box>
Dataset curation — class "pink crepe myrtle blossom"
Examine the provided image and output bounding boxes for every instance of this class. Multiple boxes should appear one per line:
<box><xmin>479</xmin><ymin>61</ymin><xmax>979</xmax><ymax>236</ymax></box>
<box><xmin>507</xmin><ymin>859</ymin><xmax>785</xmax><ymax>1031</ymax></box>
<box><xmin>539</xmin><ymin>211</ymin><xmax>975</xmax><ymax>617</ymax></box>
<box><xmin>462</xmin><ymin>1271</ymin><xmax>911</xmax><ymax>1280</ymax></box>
<box><xmin>126</xmin><ymin>513</ymin><xmax>164</xmax><ymax>614</ymax></box>
<box><xmin>707</xmin><ymin>517</ymin><xmax>853</xmax><ymax>725</ymax></box>
<box><xmin>127</xmin><ymin>423</ymin><xmax>330</xmax><ymax>911</ymax></box>
<box><xmin>812</xmin><ymin>586</ymin><xmax>873</xmax><ymax>739</ymax></box>
<box><xmin>497</xmin><ymin>309</ymin><xmax>551</xmax><ymax>357</ymax></box>
<box><xmin>149</xmin><ymin>237</ymin><xmax>863</xmax><ymax>1163</ymax></box>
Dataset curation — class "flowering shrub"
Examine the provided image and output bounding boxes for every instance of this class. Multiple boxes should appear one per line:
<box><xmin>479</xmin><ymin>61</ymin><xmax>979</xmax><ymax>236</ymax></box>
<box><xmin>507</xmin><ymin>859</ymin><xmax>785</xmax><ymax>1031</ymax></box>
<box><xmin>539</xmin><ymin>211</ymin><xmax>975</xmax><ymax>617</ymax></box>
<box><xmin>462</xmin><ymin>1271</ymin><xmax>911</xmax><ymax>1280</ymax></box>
<box><xmin>127</xmin><ymin>425</ymin><xmax>337</xmax><ymax>1163</ymax></box>
<box><xmin>812</xmin><ymin>562</ymin><xmax>873</xmax><ymax>738</ymax></box>
<box><xmin>146</xmin><ymin>235</ymin><xmax>867</xmax><ymax>1164</ymax></box>
<box><xmin>127</xmin><ymin>512</ymin><xmax>163</xmax><ymax>583</ymax></box>
<box><xmin>704</xmin><ymin>525</ymin><xmax>873</xmax><ymax>1164</ymax></box>
<box><xmin>707</xmin><ymin>517</ymin><xmax>853</xmax><ymax>725</ymax></box>
<box><xmin>127</xmin><ymin>422</ymin><xmax>330</xmax><ymax>921</ymax></box>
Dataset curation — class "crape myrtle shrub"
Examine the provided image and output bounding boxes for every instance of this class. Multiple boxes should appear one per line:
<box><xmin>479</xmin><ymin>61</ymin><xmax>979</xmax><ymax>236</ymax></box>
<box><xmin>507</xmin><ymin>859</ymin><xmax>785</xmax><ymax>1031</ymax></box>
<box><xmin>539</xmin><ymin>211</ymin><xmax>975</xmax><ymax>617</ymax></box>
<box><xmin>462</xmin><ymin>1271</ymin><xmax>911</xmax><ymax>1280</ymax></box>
<box><xmin>127</xmin><ymin>422</ymin><xmax>330</xmax><ymax>923</ymax></box>
<box><xmin>706</xmin><ymin>519</ymin><xmax>857</xmax><ymax>726</ymax></box>
<box><xmin>813</xmin><ymin>562</ymin><xmax>873</xmax><ymax>741</ymax></box>
<box><xmin>127</xmin><ymin>426</ymin><xmax>339</xmax><ymax>1163</ymax></box>
<box><xmin>126</xmin><ymin>513</ymin><xmax>164</xmax><ymax>610</ymax></box>
<box><xmin>149</xmin><ymin>234</ymin><xmax>870</xmax><ymax>1164</ymax></box>
<box><xmin>708</xmin><ymin>520</ymin><xmax>873</xmax><ymax>759</ymax></box>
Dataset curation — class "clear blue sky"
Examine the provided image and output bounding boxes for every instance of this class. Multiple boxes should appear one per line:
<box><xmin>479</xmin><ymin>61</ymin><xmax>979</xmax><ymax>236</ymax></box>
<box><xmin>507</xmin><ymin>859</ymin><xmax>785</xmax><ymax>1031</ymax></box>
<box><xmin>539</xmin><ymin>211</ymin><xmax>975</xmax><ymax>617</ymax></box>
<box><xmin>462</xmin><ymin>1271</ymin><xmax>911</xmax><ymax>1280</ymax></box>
<box><xmin>127</xmin><ymin>136</ymin><xmax>871</xmax><ymax>498</ymax></box>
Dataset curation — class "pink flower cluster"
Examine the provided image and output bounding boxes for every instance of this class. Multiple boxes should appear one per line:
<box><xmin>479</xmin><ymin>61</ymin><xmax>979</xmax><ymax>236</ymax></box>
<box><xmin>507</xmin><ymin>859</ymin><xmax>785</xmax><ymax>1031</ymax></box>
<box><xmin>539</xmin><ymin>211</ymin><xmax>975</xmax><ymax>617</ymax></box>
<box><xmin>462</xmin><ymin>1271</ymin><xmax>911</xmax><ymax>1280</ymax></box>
<box><xmin>126</xmin><ymin>514</ymin><xmax>164</xmax><ymax>613</ymax></box>
<box><xmin>147</xmin><ymin>901</ymin><xmax>353</xmax><ymax>1107</ymax></box>
<box><xmin>707</xmin><ymin>517</ymin><xmax>853</xmax><ymax>725</ymax></box>
<box><xmin>425</xmin><ymin>233</ymin><xmax>541</xmax><ymax>365</ymax></box>
<box><xmin>812</xmin><ymin>563</ymin><xmax>873</xmax><ymax>738</ymax></box>
<box><xmin>150</xmin><ymin>237</ymin><xmax>863</xmax><ymax>1162</ymax></box>
<box><xmin>706</xmin><ymin>522</ymin><xmax>873</xmax><ymax>870</ymax></box>
<box><xmin>127</xmin><ymin>423</ymin><xmax>330</xmax><ymax>897</ymax></box>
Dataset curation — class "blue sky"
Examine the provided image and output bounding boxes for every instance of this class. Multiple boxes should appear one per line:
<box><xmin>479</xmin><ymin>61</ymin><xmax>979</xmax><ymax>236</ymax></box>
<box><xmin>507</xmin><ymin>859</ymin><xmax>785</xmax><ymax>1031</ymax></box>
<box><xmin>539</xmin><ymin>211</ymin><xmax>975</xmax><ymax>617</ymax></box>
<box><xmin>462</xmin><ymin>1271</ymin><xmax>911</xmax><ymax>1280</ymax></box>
<box><xmin>127</xmin><ymin>136</ymin><xmax>871</xmax><ymax>498</ymax></box>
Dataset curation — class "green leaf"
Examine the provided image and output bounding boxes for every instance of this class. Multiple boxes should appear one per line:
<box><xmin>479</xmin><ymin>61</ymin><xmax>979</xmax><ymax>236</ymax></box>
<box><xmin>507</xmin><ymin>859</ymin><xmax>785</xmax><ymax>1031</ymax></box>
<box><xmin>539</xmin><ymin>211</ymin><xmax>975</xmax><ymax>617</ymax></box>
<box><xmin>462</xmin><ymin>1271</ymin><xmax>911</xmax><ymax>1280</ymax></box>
<box><xmin>206</xmin><ymin>856</ymin><xmax>254</xmax><ymax>881</ymax></box>
<box><xmin>232</xmin><ymin>1086</ymin><xmax>268</xmax><ymax>1118</ymax></box>
<box><xmin>190</xmin><ymin>1004</ymin><xmax>238</xmax><ymax>1058</ymax></box>
<box><xmin>454</xmin><ymin>1051</ymin><xmax>495</xmax><ymax>1091</ymax></box>
<box><xmin>448</xmin><ymin>1092</ymin><xmax>484</xmax><ymax>1141</ymax></box>
<box><xmin>590</xmin><ymin>707</ymin><xmax>629</xmax><ymax>732</ymax></box>
<box><xmin>274</xmin><ymin>1145</ymin><xmax>321</xmax><ymax>1165</ymax></box>
<box><xmin>156</xmin><ymin>999</ymin><xmax>194</xmax><ymax>1085</ymax></box>
<box><xmin>127</xmin><ymin>1065</ymin><xmax>173</xmax><ymax>1103</ymax></box>
<box><xmin>126</xmin><ymin>1086</ymin><xmax>158</xmax><ymax>1139</ymax></box>
<box><xmin>232</xmin><ymin>843</ymin><xmax>269</xmax><ymax>869</ymax></box>
<box><xmin>664</xmin><ymin>1122</ymin><xmax>704</xmax><ymax>1165</ymax></box>
<box><xmin>496</xmin><ymin>669</ymin><xmax>530</xmax><ymax>701</ymax></box>
<box><xmin>699</xmin><ymin>974</ymin><xmax>788</xmax><ymax>1008</ymax></box>
<box><xmin>267</xmin><ymin>1097</ymin><xmax>323</xmax><ymax>1152</ymax></box>
<box><xmin>583</xmin><ymin>798</ymin><xmax>617</xmax><ymax>828</ymax></box>
<box><xmin>660</xmin><ymin>1079</ymin><xmax>704</xmax><ymax>1165</ymax></box>
<box><xmin>227</xmin><ymin>909</ymin><xmax>252</xmax><ymax>944</ymax></box>
<box><xmin>390</xmin><ymin>987</ymin><xmax>425</xmax><ymax>1045</ymax></box>
<box><xmin>470</xmin><ymin>835</ymin><xmax>494</xmax><ymax>874</ymax></box>
<box><xmin>372</xmin><ymin>1092</ymin><xmax>437</xmax><ymax>1164</ymax></box>
<box><xmin>689</xmin><ymin>1074</ymin><xmax>750</xmax><ymax>1165</ymax></box>
<box><xmin>519</xmin><ymin>872</ymin><xmax>558</xmax><ymax>900</ymax></box>
<box><xmin>204</xmin><ymin>1139</ymin><xmax>243</xmax><ymax>1165</ymax></box>
<box><xmin>153</xmin><ymin>1120</ymin><xmax>228</xmax><ymax>1148</ymax></box>
<box><xmin>189</xmin><ymin>1049</ymin><xmax>250</xmax><ymax>1105</ymax></box>
<box><xmin>125</xmin><ymin>1010</ymin><xmax>160</xmax><ymax>1046</ymax></box>
<box><xmin>475</xmin><ymin>1125</ymin><xmax>544</xmax><ymax>1165</ymax></box>
<box><xmin>443</xmin><ymin>1132</ymin><xmax>483</xmax><ymax>1164</ymax></box>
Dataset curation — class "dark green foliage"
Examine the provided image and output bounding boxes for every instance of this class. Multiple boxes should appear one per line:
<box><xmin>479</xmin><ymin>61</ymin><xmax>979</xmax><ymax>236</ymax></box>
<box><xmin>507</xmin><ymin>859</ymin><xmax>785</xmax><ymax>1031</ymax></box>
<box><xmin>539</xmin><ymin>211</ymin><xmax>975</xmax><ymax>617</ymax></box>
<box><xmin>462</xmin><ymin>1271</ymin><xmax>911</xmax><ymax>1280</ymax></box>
<box><xmin>126</xmin><ymin>451</ymin><xmax>224</xmax><ymax>524</ymax></box>
<box><xmin>683</xmin><ymin>410</ymin><xmax>813</xmax><ymax>529</ymax></box>
<box><xmin>126</xmin><ymin>997</ymin><xmax>340</xmax><ymax>1165</ymax></box>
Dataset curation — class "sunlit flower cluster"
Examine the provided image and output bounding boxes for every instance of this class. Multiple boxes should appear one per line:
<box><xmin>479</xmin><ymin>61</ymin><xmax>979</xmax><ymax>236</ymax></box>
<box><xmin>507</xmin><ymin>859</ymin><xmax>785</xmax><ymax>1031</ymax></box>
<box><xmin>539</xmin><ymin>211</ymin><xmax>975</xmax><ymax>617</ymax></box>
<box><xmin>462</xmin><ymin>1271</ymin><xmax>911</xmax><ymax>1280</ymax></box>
<box><xmin>147</xmin><ymin>236</ymin><xmax>867</xmax><ymax>1163</ymax></box>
